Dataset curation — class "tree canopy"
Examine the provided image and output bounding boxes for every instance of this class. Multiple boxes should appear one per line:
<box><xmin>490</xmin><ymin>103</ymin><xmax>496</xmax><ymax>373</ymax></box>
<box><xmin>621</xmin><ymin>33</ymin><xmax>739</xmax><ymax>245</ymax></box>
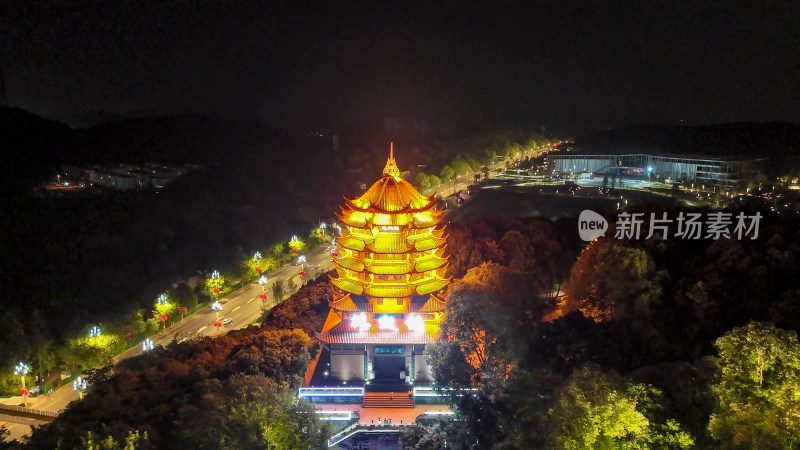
<box><xmin>708</xmin><ymin>322</ymin><xmax>800</xmax><ymax>449</ymax></box>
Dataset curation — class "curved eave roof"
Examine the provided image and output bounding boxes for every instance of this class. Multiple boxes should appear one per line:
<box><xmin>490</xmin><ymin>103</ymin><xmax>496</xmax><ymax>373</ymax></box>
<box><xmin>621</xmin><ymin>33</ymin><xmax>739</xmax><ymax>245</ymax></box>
<box><xmin>329</xmin><ymin>293</ymin><xmax>361</xmax><ymax>312</ymax></box>
<box><xmin>407</xmin><ymin>226</ymin><xmax>446</xmax><ymax>243</ymax></box>
<box><xmin>414</xmin><ymin>237</ymin><xmax>447</xmax><ymax>252</ymax></box>
<box><xmin>347</xmin><ymin>177</ymin><xmax>436</xmax><ymax>214</ymax></box>
<box><xmin>415</xmin><ymin>277</ymin><xmax>451</xmax><ymax>295</ymax></box>
<box><xmin>364</xmin><ymin>284</ymin><xmax>415</xmax><ymax>298</ymax></box>
<box><xmin>336</xmin><ymin>211</ymin><xmax>368</xmax><ymax>228</ymax></box>
<box><xmin>337</xmin><ymin>239</ymin><xmax>365</xmax><ymax>252</ymax></box>
<box><xmin>329</xmin><ymin>276</ymin><xmax>365</xmax><ymax>295</ymax></box>
<box><xmin>335</xmin><ymin>256</ymin><xmax>365</xmax><ymax>272</ymax></box>
<box><xmin>414</xmin><ymin>256</ymin><xmax>449</xmax><ymax>272</ymax></box>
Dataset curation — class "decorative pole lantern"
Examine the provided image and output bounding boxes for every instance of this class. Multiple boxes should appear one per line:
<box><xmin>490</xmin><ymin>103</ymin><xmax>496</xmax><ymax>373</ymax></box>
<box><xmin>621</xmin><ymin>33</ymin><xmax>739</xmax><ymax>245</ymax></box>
<box><xmin>210</xmin><ymin>270</ymin><xmax>222</xmax><ymax>295</ymax></box>
<box><xmin>254</xmin><ymin>252</ymin><xmax>262</xmax><ymax>273</ymax></box>
<box><xmin>73</xmin><ymin>375</ymin><xmax>87</xmax><ymax>399</ymax></box>
<box><xmin>14</xmin><ymin>362</ymin><xmax>30</xmax><ymax>404</ymax></box>
<box><xmin>212</xmin><ymin>300</ymin><xmax>223</xmax><ymax>321</ymax></box>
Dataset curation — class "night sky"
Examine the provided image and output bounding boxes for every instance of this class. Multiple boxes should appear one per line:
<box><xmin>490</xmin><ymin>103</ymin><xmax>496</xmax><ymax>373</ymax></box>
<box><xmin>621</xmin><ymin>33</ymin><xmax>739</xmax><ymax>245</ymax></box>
<box><xmin>1</xmin><ymin>1</ymin><xmax>798</xmax><ymax>133</ymax></box>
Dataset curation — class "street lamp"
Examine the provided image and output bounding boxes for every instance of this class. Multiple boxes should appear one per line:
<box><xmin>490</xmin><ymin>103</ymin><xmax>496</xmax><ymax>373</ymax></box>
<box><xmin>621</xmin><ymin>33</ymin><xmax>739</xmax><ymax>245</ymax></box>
<box><xmin>209</xmin><ymin>270</ymin><xmax>222</xmax><ymax>297</ymax></box>
<box><xmin>297</xmin><ymin>255</ymin><xmax>306</xmax><ymax>264</ymax></box>
<box><xmin>258</xmin><ymin>275</ymin><xmax>269</xmax><ymax>305</ymax></box>
<box><xmin>73</xmin><ymin>376</ymin><xmax>87</xmax><ymax>399</ymax></box>
<box><xmin>212</xmin><ymin>300</ymin><xmax>223</xmax><ymax>320</ymax></box>
<box><xmin>89</xmin><ymin>326</ymin><xmax>101</xmax><ymax>338</ymax></box>
<box><xmin>320</xmin><ymin>222</ymin><xmax>327</xmax><ymax>229</ymax></box>
<box><xmin>253</xmin><ymin>252</ymin><xmax>263</xmax><ymax>274</ymax></box>
<box><xmin>14</xmin><ymin>362</ymin><xmax>30</xmax><ymax>404</ymax></box>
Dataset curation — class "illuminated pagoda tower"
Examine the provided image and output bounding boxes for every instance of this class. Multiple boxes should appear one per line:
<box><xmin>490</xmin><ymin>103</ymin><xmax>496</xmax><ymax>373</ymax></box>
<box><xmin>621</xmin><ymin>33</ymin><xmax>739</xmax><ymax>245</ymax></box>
<box><xmin>318</xmin><ymin>145</ymin><xmax>450</xmax><ymax>389</ymax></box>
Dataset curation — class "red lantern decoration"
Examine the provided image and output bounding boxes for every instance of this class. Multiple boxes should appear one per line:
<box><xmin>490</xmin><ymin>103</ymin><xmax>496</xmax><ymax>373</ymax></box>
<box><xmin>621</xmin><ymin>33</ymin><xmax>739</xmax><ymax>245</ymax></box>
<box><xmin>291</xmin><ymin>249</ymin><xmax>299</xmax><ymax>254</ymax></box>
<box><xmin>255</xmin><ymin>267</ymin><xmax>262</xmax><ymax>273</ymax></box>
<box><xmin>299</xmin><ymin>271</ymin><xmax>306</xmax><ymax>276</ymax></box>
<box><xmin>331</xmin><ymin>252</ymin><xmax>338</xmax><ymax>257</ymax></box>
<box><xmin>159</xmin><ymin>315</ymin><xmax>168</xmax><ymax>321</ymax></box>
<box><xmin>213</xmin><ymin>321</ymin><xmax>222</xmax><ymax>328</ymax></box>
<box><xmin>259</xmin><ymin>294</ymin><xmax>267</xmax><ymax>299</ymax></box>
<box><xmin>179</xmin><ymin>306</ymin><xmax>187</xmax><ymax>314</ymax></box>
<box><xmin>213</xmin><ymin>288</ymin><xmax>220</xmax><ymax>294</ymax></box>
<box><xmin>20</xmin><ymin>389</ymin><xmax>28</xmax><ymax>396</ymax></box>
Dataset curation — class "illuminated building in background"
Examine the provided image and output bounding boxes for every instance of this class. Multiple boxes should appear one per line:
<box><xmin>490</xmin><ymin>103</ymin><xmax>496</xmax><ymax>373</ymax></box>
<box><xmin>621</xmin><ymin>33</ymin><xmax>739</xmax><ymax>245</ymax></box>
<box><xmin>317</xmin><ymin>145</ymin><xmax>450</xmax><ymax>387</ymax></box>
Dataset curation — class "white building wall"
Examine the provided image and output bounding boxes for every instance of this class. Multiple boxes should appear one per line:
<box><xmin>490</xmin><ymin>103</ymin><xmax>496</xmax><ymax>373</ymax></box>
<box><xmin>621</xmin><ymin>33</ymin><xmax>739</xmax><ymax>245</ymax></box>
<box><xmin>330</xmin><ymin>354</ymin><xmax>364</xmax><ymax>381</ymax></box>
<box><xmin>414</xmin><ymin>353</ymin><xmax>433</xmax><ymax>382</ymax></box>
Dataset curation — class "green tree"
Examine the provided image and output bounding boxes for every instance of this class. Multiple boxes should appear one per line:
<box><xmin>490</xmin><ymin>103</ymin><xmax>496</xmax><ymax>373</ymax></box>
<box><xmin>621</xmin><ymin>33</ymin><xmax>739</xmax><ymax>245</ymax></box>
<box><xmin>308</xmin><ymin>227</ymin><xmax>328</xmax><ymax>248</ymax></box>
<box><xmin>153</xmin><ymin>296</ymin><xmax>176</xmax><ymax>319</ymax></box>
<box><xmin>708</xmin><ymin>322</ymin><xmax>800</xmax><ymax>449</ymax></box>
<box><xmin>428</xmin><ymin>174</ymin><xmax>442</xmax><ymax>187</ymax></box>
<box><xmin>549</xmin><ymin>365</ymin><xmax>694</xmax><ymax>449</ymax></box>
<box><xmin>170</xmin><ymin>282</ymin><xmax>198</xmax><ymax>310</ymax></box>
<box><xmin>268</xmin><ymin>242</ymin><xmax>285</xmax><ymax>260</ymax></box>
<box><xmin>288</xmin><ymin>237</ymin><xmax>305</xmax><ymax>253</ymax></box>
<box><xmin>464</xmin><ymin>155</ymin><xmax>481</xmax><ymax>172</ymax></box>
<box><xmin>221</xmin><ymin>375</ymin><xmax>330</xmax><ymax>449</ymax></box>
<box><xmin>83</xmin><ymin>430</ymin><xmax>148</xmax><ymax>450</ymax></box>
<box><xmin>204</xmin><ymin>273</ymin><xmax>225</xmax><ymax>299</ymax></box>
<box><xmin>450</xmin><ymin>158</ymin><xmax>472</xmax><ymax>176</ymax></box>
<box><xmin>564</xmin><ymin>240</ymin><xmax>663</xmax><ymax>321</ymax></box>
<box><xmin>439</xmin><ymin>165</ymin><xmax>455</xmax><ymax>183</ymax></box>
<box><xmin>28</xmin><ymin>309</ymin><xmax>57</xmax><ymax>379</ymax></box>
<box><xmin>415</xmin><ymin>172</ymin><xmax>432</xmax><ymax>191</ymax></box>
<box><xmin>429</xmin><ymin>263</ymin><xmax>542</xmax><ymax>392</ymax></box>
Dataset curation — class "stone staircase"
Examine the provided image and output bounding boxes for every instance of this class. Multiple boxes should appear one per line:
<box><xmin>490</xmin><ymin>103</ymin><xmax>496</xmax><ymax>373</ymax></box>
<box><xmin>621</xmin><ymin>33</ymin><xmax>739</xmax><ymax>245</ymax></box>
<box><xmin>362</xmin><ymin>391</ymin><xmax>414</xmax><ymax>408</ymax></box>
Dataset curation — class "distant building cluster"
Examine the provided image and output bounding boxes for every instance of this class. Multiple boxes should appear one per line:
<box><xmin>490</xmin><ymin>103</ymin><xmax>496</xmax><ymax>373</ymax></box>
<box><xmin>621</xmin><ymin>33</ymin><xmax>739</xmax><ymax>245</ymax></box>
<box><xmin>548</xmin><ymin>145</ymin><xmax>766</xmax><ymax>187</ymax></box>
<box><xmin>58</xmin><ymin>163</ymin><xmax>198</xmax><ymax>191</ymax></box>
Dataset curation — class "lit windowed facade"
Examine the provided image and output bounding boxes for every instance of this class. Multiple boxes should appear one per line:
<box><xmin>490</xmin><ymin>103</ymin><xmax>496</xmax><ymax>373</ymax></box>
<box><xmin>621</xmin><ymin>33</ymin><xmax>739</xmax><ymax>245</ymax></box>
<box><xmin>317</xmin><ymin>147</ymin><xmax>449</xmax><ymax>384</ymax></box>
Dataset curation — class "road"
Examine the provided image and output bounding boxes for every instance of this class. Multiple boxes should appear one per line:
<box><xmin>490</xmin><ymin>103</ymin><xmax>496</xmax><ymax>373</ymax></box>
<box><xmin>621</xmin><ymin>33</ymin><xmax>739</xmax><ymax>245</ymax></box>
<box><xmin>1</xmin><ymin>245</ymin><xmax>335</xmax><ymax>441</ymax></box>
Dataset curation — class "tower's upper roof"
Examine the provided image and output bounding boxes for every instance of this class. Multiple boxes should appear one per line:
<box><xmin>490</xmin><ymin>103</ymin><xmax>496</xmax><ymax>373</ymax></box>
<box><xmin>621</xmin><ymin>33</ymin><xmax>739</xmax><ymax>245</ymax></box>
<box><xmin>349</xmin><ymin>145</ymin><xmax>435</xmax><ymax>213</ymax></box>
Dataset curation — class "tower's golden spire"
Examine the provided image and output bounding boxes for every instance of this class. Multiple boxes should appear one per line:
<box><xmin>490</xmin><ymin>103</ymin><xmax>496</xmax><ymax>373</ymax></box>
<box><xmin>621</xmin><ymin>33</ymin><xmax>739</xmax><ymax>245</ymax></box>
<box><xmin>383</xmin><ymin>142</ymin><xmax>400</xmax><ymax>177</ymax></box>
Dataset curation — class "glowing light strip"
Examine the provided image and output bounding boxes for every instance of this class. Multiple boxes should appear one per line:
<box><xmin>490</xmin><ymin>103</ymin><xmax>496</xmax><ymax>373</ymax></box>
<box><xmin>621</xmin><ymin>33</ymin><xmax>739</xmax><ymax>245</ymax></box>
<box><xmin>314</xmin><ymin>410</ymin><xmax>353</xmax><ymax>421</ymax></box>
<box><xmin>298</xmin><ymin>387</ymin><xmax>364</xmax><ymax>398</ymax></box>
<box><xmin>413</xmin><ymin>387</ymin><xmax>477</xmax><ymax>397</ymax></box>
<box><xmin>328</xmin><ymin>424</ymin><xmax>411</xmax><ymax>446</ymax></box>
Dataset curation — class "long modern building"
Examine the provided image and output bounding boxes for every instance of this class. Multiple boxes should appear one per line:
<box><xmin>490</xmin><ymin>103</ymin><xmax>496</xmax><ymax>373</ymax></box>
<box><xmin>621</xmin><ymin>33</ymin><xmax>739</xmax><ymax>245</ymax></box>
<box><xmin>547</xmin><ymin>145</ymin><xmax>766</xmax><ymax>187</ymax></box>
